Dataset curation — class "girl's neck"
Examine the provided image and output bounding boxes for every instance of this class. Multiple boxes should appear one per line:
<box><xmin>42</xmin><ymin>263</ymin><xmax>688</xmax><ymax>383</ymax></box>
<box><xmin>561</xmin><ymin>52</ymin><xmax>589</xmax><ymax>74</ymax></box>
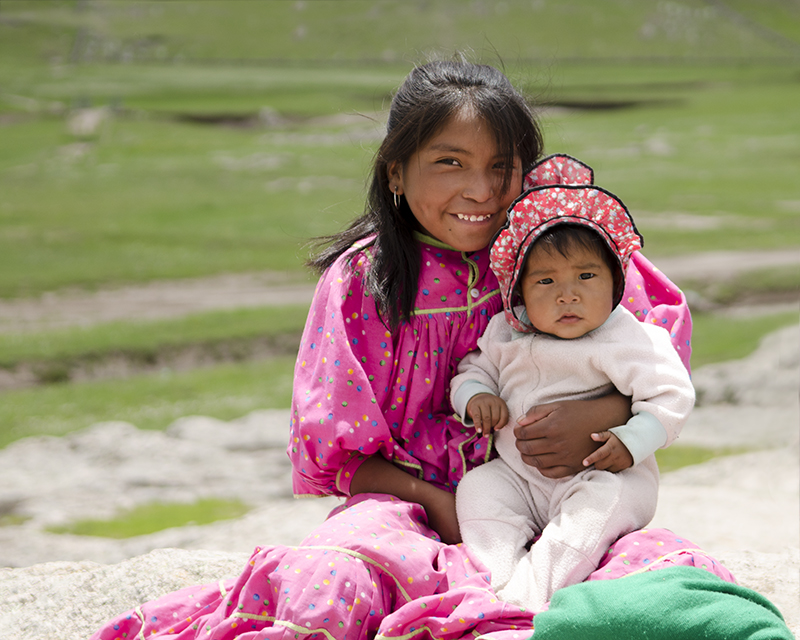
<box><xmin>413</xmin><ymin>231</ymin><xmax>482</xmax><ymax>255</ymax></box>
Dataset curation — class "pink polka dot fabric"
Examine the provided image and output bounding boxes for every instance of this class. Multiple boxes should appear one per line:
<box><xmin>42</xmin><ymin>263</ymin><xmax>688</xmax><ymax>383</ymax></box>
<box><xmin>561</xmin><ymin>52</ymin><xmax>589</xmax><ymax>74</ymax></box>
<box><xmin>88</xmin><ymin>154</ymin><xmax>699</xmax><ymax>640</ymax></box>
<box><xmin>625</xmin><ymin>251</ymin><xmax>692</xmax><ymax>372</ymax></box>
<box><xmin>288</xmin><ymin>237</ymin><xmax>503</xmax><ymax>499</ymax></box>
<box><xmin>89</xmin><ymin>496</ymin><xmax>733</xmax><ymax>640</ymax></box>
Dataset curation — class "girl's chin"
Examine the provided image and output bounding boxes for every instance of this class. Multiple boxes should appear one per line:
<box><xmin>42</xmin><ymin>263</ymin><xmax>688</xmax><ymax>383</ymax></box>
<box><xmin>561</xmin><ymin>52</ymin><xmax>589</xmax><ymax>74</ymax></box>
<box><xmin>448</xmin><ymin>218</ymin><xmax>504</xmax><ymax>251</ymax></box>
<box><xmin>416</xmin><ymin>216</ymin><xmax>504</xmax><ymax>252</ymax></box>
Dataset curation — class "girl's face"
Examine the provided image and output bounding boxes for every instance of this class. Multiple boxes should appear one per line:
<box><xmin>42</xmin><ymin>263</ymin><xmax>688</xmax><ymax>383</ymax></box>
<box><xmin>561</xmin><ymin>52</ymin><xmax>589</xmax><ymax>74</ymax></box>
<box><xmin>520</xmin><ymin>241</ymin><xmax>615</xmax><ymax>339</ymax></box>
<box><xmin>388</xmin><ymin>111</ymin><xmax>523</xmax><ymax>252</ymax></box>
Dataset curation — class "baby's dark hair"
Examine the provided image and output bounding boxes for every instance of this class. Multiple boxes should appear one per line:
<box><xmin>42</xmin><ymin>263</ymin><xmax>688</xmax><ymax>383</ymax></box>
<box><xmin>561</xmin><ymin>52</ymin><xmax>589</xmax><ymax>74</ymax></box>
<box><xmin>308</xmin><ymin>59</ymin><xmax>544</xmax><ymax>329</ymax></box>
<box><xmin>525</xmin><ymin>224</ymin><xmax>623</xmax><ymax>303</ymax></box>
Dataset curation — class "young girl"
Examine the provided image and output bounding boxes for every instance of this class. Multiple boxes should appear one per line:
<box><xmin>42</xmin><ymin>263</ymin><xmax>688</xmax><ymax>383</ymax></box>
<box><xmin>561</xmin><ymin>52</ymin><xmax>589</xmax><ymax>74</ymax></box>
<box><xmin>89</xmin><ymin>61</ymin><xmax>738</xmax><ymax>640</ymax></box>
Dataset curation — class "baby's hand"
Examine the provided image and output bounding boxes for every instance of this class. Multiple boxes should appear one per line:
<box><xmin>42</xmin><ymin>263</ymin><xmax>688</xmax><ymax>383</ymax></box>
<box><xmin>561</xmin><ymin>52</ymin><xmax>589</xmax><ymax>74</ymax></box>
<box><xmin>582</xmin><ymin>431</ymin><xmax>633</xmax><ymax>473</ymax></box>
<box><xmin>466</xmin><ymin>393</ymin><xmax>509</xmax><ymax>436</ymax></box>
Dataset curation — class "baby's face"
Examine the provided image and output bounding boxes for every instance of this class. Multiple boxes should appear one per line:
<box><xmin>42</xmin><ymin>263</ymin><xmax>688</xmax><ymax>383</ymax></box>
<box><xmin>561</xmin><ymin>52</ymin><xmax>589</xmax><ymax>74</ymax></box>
<box><xmin>520</xmin><ymin>242</ymin><xmax>614</xmax><ymax>339</ymax></box>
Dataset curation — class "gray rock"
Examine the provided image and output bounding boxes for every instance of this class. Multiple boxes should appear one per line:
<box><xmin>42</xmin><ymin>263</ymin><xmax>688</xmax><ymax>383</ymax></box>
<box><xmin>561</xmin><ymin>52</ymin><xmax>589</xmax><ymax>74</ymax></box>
<box><xmin>0</xmin><ymin>410</ymin><xmax>296</xmax><ymax>539</ymax></box>
<box><xmin>0</xmin><ymin>548</ymin><xmax>248</xmax><ymax>640</ymax></box>
<box><xmin>691</xmin><ymin>324</ymin><xmax>798</xmax><ymax>409</ymax></box>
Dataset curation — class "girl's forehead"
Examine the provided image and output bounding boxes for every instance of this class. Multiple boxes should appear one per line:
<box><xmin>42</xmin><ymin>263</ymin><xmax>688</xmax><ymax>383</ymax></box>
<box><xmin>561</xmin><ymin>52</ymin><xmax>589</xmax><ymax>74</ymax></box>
<box><xmin>421</xmin><ymin>112</ymin><xmax>499</xmax><ymax>153</ymax></box>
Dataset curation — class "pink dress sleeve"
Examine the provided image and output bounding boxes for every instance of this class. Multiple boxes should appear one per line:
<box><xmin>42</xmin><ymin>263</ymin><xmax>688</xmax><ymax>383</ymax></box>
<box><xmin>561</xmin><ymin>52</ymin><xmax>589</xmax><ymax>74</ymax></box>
<box><xmin>288</xmin><ymin>249</ymin><xmax>396</xmax><ymax>497</ymax></box>
<box><xmin>622</xmin><ymin>252</ymin><xmax>693</xmax><ymax>373</ymax></box>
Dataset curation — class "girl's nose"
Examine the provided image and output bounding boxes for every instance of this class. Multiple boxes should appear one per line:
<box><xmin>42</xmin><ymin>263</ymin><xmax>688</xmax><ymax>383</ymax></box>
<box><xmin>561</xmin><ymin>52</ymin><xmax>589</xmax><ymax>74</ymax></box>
<box><xmin>463</xmin><ymin>171</ymin><xmax>496</xmax><ymax>202</ymax></box>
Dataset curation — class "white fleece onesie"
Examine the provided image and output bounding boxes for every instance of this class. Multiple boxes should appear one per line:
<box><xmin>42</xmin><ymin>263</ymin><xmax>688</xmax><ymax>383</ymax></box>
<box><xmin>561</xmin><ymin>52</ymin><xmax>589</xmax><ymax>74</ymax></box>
<box><xmin>450</xmin><ymin>305</ymin><xmax>694</xmax><ymax>611</ymax></box>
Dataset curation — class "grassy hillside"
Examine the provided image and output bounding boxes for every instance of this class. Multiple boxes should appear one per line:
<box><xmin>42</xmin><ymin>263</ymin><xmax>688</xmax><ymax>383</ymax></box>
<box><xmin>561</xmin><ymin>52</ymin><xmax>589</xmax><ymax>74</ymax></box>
<box><xmin>0</xmin><ymin>0</ymin><xmax>797</xmax><ymax>447</ymax></box>
<box><xmin>2</xmin><ymin>0</ymin><xmax>799</xmax><ymax>67</ymax></box>
<box><xmin>1</xmin><ymin>61</ymin><xmax>798</xmax><ymax>297</ymax></box>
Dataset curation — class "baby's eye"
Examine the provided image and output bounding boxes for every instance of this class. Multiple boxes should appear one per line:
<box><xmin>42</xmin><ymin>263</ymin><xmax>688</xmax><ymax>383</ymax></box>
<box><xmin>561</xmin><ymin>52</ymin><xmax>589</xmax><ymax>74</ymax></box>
<box><xmin>579</xmin><ymin>273</ymin><xmax>595</xmax><ymax>280</ymax></box>
<box><xmin>537</xmin><ymin>278</ymin><xmax>553</xmax><ymax>285</ymax></box>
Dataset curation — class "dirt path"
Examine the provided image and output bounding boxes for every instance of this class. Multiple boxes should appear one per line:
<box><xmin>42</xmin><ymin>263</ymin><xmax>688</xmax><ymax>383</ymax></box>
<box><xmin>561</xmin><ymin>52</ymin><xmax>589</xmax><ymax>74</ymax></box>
<box><xmin>647</xmin><ymin>248</ymin><xmax>800</xmax><ymax>283</ymax></box>
<box><xmin>0</xmin><ymin>249</ymin><xmax>798</xmax><ymax>334</ymax></box>
<box><xmin>0</xmin><ymin>272</ymin><xmax>316</xmax><ymax>333</ymax></box>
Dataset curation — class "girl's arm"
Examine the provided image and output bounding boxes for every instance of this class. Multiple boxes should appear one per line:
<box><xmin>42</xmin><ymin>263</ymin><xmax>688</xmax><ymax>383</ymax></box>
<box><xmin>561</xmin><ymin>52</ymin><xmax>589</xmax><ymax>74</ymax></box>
<box><xmin>289</xmin><ymin>250</ymin><xmax>398</xmax><ymax>497</ymax></box>
<box><xmin>514</xmin><ymin>392</ymin><xmax>632</xmax><ymax>478</ymax></box>
<box><xmin>513</xmin><ymin>252</ymin><xmax>691</xmax><ymax>477</ymax></box>
<box><xmin>350</xmin><ymin>455</ymin><xmax>461</xmax><ymax>544</ymax></box>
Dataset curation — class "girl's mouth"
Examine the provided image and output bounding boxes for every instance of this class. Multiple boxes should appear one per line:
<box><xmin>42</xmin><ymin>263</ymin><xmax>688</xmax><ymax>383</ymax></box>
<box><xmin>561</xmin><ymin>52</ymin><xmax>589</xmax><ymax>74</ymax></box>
<box><xmin>455</xmin><ymin>213</ymin><xmax>492</xmax><ymax>222</ymax></box>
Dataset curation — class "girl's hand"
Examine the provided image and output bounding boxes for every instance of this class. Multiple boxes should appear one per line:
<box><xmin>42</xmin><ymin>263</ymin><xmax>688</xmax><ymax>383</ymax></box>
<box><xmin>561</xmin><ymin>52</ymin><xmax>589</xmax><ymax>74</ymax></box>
<box><xmin>583</xmin><ymin>431</ymin><xmax>634</xmax><ymax>473</ymax></box>
<box><xmin>513</xmin><ymin>392</ymin><xmax>632</xmax><ymax>478</ymax></box>
<box><xmin>350</xmin><ymin>455</ymin><xmax>462</xmax><ymax>543</ymax></box>
<box><xmin>423</xmin><ymin>487</ymin><xmax>461</xmax><ymax>544</ymax></box>
<box><xmin>466</xmin><ymin>393</ymin><xmax>509</xmax><ymax>435</ymax></box>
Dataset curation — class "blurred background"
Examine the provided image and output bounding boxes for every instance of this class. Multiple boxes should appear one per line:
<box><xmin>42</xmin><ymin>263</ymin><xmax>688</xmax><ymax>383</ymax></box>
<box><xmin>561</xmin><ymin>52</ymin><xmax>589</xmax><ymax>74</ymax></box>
<box><xmin>0</xmin><ymin>0</ymin><xmax>798</xmax><ymax>535</ymax></box>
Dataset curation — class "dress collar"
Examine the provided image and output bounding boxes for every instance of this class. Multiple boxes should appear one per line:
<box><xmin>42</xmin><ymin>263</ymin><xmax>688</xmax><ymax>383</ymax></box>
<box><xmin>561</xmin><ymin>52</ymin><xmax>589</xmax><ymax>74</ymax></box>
<box><xmin>413</xmin><ymin>230</ymin><xmax>457</xmax><ymax>251</ymax></box>
<box><xmin>412</xmin><ymin>231</ymin><xmax>488</xmax><ymax>259</ymax></box>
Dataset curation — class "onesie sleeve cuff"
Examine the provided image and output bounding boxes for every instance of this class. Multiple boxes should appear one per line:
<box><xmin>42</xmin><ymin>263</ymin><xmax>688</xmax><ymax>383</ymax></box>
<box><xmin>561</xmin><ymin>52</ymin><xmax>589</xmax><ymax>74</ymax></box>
<box><xmin>453</xmin><ymin>381</ymin><xmax>497</xmax><ymax>425</ymax></box>
<box><xmin>610</xmin><ymin>411</ymin><xmax>668</xmax><ymax>466</ymax></box>
<box><xmin>335</xmin><ymin>451</ymin><xmax>369</xmax><ymax>496</ymax></box>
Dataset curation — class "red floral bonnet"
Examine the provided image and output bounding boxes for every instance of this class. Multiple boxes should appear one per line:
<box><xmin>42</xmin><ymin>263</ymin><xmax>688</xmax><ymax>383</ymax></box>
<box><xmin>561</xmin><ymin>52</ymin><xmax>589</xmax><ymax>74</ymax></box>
<box><xmin>491</xmin><ymin>154</ymin><xmax>644</xmax><ymax>333</ymax></box>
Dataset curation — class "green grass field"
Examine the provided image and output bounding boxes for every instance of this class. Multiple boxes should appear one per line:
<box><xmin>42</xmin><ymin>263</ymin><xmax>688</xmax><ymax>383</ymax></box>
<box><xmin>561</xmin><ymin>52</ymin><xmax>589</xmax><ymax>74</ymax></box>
<box><xmin>2</xmin><ymin>2</ymin><xmax>799</xmax><ymax>293</ymax></box>
<box><xmin>46</xmin><ymin>498</ymin><xmax>250</xmax><ymax>538</ymax></box>
<box><xmin>0</xmin><ymin>0</ymin><xmax>798</xmax><ymax>471</ymax></box>
<box><xmin>1</xmin><ymin>63</ymin><xmax>798</xmax><ymax>297</ymax></box>
<box><xmin>0</xmin><ymin>304</ymin><xmax>308</xmax><ymax>369</ymax></box>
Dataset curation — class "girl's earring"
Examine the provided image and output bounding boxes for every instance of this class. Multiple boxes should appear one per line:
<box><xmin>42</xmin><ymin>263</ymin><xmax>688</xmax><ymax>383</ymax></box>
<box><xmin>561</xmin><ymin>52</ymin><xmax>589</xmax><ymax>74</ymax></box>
<box><xmin>393</xmin><ymin>187</ymin><xmax>401</xmax><ymax>210</ymax></box>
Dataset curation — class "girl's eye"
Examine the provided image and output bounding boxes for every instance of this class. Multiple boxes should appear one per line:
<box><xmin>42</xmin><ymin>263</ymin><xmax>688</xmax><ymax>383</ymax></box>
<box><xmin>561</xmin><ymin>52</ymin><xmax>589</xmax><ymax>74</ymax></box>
<box><xmin>437</xmin><ymin>158</ymin><xmax>462</xmax><ymax>166</ymax></box>
<box><xmin>579</xmin><ymin>273</ymin><xmax>595</xmax><ymax>280</ymax></box>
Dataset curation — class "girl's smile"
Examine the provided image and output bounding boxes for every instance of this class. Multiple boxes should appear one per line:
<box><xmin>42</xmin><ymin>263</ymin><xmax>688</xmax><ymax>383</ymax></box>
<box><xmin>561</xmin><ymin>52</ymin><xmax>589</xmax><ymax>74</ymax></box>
<box><xmin>388</xmin><ymin>110</ymin><xmax>523</xmax><ymax>253</ymax></box>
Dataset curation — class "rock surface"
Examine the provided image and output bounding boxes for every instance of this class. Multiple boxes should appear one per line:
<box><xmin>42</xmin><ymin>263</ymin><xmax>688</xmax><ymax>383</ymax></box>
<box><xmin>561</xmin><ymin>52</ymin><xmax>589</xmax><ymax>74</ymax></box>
<box><xmin>0</xmin><ymin>324</ymin><xmax>797</xmax><ymax>639</ymax></box>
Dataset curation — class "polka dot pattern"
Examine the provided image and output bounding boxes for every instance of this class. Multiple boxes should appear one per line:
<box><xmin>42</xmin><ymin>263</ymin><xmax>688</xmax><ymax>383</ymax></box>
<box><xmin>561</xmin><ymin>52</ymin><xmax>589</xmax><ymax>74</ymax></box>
<box><xmin>89</xmin><ymin>499</ymin><xmax>734</xmax><ymax>640</ymax></box>
<box><xmin>522</xmin><ymin>153</ymin><xmax>594</xmax><ymax>191</ymax></box>
<box><xmin>288</xmin><ymin>230</ymin><xmax>693</xmax><ymax>501</ymax></box>
<box><xmin>289</xmin><ymin>238</ymin><xmax>503</xmax><ymax>497</ymax></box>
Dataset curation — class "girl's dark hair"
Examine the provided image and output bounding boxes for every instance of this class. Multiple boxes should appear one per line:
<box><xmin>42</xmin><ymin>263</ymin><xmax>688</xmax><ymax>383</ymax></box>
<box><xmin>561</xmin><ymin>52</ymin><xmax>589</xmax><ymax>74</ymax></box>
<box><xmin>527</xmin><ymin>224</ymin><xmax>624</xmax><ymax>303</ymax></box>
<box><xmin>307</xmin><ymin>59</ymin><xmax>544</xmax><ymax>330</ymax></box>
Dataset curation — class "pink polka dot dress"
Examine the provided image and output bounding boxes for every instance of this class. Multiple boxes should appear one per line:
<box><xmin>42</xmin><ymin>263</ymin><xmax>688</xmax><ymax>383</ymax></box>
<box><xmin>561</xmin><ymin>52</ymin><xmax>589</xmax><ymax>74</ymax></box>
<box><xmin>89</xmin><ymin>235</ymin><xmax>712</xmax><ymax>640</ymax></box>
<box><xmin>289</xmin><ymin>235</ymin><xmax>504</xmax><ymax>498</ymax></box>
<box><xmin>289</xmin><ymin>235</ymin><xmax>693</xmax><ymax>502</ymax></box>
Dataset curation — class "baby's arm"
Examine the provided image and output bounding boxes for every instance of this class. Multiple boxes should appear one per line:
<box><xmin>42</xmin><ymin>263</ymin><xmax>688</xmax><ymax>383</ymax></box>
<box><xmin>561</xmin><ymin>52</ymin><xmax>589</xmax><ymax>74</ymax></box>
<box><xmin>583</xmin><ymin>311</ymin><xmax>696</xmax><ymax>473</ymax></box>
<box><xmin>466</xmin><ymin>393</ymin><xmax>510</xmax><ymax>436</ymax></box>
<box><xmin>583</xmin><ymin>408</ymin><xmax>672</xmax><ymax>472</ymax></box>
<box><xmin>450</xmin><ymin>314</ymin><xmax>507</xmax><ymax>431</ymax></box>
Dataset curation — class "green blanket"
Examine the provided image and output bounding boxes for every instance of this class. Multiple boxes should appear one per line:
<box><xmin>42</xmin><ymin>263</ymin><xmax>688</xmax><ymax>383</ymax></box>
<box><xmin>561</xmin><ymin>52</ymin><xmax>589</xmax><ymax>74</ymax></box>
<box><xmin>531</xmin><ymin>567</ymin><xmax>793</xmax><ymax>639</ymax></box>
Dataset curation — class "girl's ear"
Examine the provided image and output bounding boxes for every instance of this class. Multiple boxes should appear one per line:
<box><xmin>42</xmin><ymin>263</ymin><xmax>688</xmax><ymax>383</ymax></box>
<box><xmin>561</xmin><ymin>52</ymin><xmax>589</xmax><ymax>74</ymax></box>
<box><xmin>387</xmin><ymin>161</ymin><xmax>404</xmax><ymax>195</ymax></box>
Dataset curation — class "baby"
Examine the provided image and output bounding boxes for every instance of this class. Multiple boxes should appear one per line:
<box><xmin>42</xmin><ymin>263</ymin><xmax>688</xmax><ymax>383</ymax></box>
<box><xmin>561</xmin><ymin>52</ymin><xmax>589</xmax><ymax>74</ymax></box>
<box><xmin>451</xmin><ymin>183</ymin><xmax>695</xmax><ymax>611</ymax></box>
